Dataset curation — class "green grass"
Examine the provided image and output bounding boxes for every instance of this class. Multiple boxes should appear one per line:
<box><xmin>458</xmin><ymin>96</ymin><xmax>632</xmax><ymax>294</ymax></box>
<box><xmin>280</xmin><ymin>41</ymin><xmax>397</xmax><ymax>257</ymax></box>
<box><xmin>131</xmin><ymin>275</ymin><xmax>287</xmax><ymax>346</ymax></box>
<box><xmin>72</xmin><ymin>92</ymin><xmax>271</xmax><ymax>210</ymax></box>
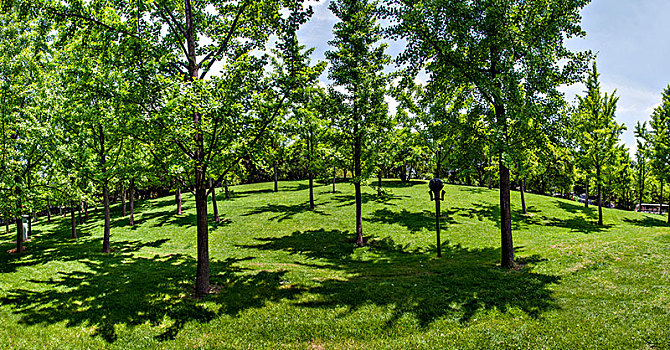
<box><xmin>0</xmin><ymin>179</ymin><xmax>669</xmax><ymax>349</ymax></box>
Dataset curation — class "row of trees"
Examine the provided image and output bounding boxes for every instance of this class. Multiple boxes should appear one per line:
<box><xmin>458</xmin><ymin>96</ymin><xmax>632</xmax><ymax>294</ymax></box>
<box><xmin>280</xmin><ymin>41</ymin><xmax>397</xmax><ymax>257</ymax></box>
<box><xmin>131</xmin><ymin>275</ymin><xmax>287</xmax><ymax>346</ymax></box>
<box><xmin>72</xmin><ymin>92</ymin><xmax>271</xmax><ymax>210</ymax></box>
<box><xmin>2</xmin><ymin>0</ymin><xmax>668</xmax><ymax>295</ymax></box>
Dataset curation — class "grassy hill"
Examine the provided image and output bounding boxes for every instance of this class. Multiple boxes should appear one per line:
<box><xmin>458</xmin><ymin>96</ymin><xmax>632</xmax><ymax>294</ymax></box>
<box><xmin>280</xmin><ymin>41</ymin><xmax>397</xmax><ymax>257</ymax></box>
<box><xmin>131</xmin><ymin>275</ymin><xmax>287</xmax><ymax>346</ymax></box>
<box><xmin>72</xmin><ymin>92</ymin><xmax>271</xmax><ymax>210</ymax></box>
<box><xmin>0</xmin><ymin>180</ymin><xmax>668</xmax><ymax>349</ymax></box>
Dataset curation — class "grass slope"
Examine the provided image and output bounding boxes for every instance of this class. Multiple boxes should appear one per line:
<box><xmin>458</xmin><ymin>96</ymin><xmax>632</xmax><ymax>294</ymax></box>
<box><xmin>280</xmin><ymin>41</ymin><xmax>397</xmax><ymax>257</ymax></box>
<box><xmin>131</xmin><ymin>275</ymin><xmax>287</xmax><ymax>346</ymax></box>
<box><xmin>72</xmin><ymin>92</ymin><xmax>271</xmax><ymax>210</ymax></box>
<box><xmin>0</xmin><ymin>180</ymin><xmax>668</xmax><ymax>349</ymax></box>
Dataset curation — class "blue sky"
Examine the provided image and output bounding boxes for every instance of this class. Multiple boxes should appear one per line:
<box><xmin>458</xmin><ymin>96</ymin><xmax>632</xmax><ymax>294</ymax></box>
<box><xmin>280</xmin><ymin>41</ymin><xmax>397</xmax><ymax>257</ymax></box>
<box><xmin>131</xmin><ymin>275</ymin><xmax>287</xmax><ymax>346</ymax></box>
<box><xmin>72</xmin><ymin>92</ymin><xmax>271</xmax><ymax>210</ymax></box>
<box><xmin>297</xmin><ymin>0</ymin><xmax>670</xmax><ymax>154</ymax></box>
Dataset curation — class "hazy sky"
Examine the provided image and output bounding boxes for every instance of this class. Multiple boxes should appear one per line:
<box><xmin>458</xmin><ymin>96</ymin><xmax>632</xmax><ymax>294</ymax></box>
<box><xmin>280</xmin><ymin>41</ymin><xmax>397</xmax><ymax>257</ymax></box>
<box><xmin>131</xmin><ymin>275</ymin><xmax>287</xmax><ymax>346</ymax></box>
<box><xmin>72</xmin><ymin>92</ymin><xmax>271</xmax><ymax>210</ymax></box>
<box><xmin>297</xmin><ymin>0</ymin><xmax>670</xmax><ymax>154</ymax></box>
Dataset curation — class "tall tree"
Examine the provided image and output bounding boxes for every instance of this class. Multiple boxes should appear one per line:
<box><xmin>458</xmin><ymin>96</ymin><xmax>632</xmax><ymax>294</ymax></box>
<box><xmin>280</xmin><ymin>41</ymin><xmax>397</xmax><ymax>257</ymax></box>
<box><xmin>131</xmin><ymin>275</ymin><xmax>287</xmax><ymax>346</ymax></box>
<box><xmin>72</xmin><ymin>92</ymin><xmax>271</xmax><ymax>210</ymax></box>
<box><xmin>388</xmin><ymin>0</ymin><xmax>591</xmax><ymax>267</ymax></box>
<box><xmin>648</xmin><ymin>85</ymin><xmax>670</xmax><ymax>222</ymax></box>
<box><xmin>327</xmin><ymin>0</ymin><xmax>389</xmax><ymax>246</ymax></box>
<box><xmin>575</xmin><ymin>63</ymin><xmax>625</xmax><ymax>226</ymax></box>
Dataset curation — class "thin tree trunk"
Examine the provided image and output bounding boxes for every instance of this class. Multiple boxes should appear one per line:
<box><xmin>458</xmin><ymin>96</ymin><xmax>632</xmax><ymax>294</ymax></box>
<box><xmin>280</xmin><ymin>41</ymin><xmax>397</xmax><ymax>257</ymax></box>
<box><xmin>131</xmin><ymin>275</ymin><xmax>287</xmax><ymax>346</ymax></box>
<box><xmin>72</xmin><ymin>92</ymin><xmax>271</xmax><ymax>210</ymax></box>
<box><xmin>27</xmin><ymin>213</ymin><xmax>32</xmax><ymax>238</ymax></box>
<box><xmin>377</xmin><ymin>171</ymin><xmax>382</xmax><ymax>196</ymax></box>
<box><xmin>210</xmin><ymin>178</ymin><xmax>219</xmax><ymax>222</ymax></box>
<box><xmin>33</xmin><ymin>210</ymin><xmax>37</xmax><ymax>223</ymax></box>
<box><xmin>495</xmin><ymin>102</ymin><xmax>514</xmax><ymax>268</ymax></box>
<box><xmin>121</xmin><ymin>187</ymin><xmax>126</xmax><ymax>216</ymax></box>
<box><xmin>176</xmin><ymin>189</ymin><xmax>182</xmax><ymax>215</ymax></box>
<box><xmin>129</xmin><ymin>178</ymin><xmax>135</xmax><ymax>226</ymax></box>
<box><xmin>638</xmin><ymin>165</ymin><xmax>644</xmax><ymax>209</ymax></box>
<box><xmin>47</xmin><ymin>200</ymin><xmax>51</xmax><ymax>223</ymax></box>
<box><xmin>332</xmin><ymin>167</ymin><xmax>336</xmax><ymax>193</ymax></box>
<box><xmin>71</xmin><ymin>201</ymin><xmax>77</xmax><ymax>239</ymax></box>
<box><xmin>597</xmin><ymin>165</ymin><xmax>603</xmax><ymax>225</ymax></box>
<box><xmin>660</xmin><ymin>179</ymin><xmax>664</xmax><ymax>215</ymax></box>
<box><xmin>84</xmin><ymin>201</ymin><xmax>89</xmax><ymax>221</ymax></box>
<box><xmin>225</xmin><ymin>184</ymin><xmax>230</xmax><ymax>200</ymax></box>
<box><xmin>436</xmin><ymin>149</ymin><xmax>441</xmax><ymax>179</ymax></box>
<box><xmin>520</xmin><ymin>177</ymin><xmax>527</xmax><ymax>215</ymax></box>
<box><xmin>273</xmin><ymin>161</ymin><xmax>278</xmax><ymax>192</ymax></box>
<box><xmin>343</xmin><ymin>168</ymin><xmax>347</xmax><ymax>180</ymax></box>
<box><xmin>195</xmin><ymin>187</ymin><xmax>210</xmax><ymax>296</ymax></box>
<box><xmin>78</xmin><ymin>201</ymin><xmax>82</xmax><ymax>225</ymax></box>
<box><xmin>354</xmin><ymin>117</ymin><xmax>363</xmax><ymax>246</ymax></box>
<box><xmin>488</xmin><ymin>173</ymin><xmax>492</xmax><ymax>190</ymax></box>
<box><xmin>101</xmin><ymin>125</ymin><xmax>111</xmax><ymax>254</ymax></box>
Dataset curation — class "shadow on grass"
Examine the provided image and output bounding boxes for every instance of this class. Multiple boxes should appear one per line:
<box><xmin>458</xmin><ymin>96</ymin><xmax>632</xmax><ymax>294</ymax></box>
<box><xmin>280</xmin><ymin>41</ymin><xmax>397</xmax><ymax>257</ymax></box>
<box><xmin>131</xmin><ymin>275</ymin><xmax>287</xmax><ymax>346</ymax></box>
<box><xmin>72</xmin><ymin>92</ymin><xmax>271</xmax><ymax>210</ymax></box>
<box><xmin>622</xmin><ymin>215</ymin><xmax>670</xmax><ymax>227</ymax></box>
<box><xmin>331</xmin><ymin>192</ymin><xmax>407</xmax><ymax>207</ymax></box>
<box><xmin>458</xmin><ymin>187</ymin><xmax>491</xmax><ymax>194</ymax></box>
<box><xmin>242</xmin><ymin>229</ymin><xmax>560</xmax><ymax>326</ymax></box>
<box><xmin>242</xmin><ymin>203</ymin><xmax>328</xmax><ymax>222</ymax></box>
<box><xmin>0</xmin><ymin>234</ymin><xmax>302</xmax><ymax>343</ymax></box>
<box><xmin>367</xmin><ymin>208</ymin><xmax>458</xmax><ymax>232</ymax></box>
<box><xmin>555</xmin><ymin>200</ymin><xmax>597</xmax><ymax>215</ymax></box>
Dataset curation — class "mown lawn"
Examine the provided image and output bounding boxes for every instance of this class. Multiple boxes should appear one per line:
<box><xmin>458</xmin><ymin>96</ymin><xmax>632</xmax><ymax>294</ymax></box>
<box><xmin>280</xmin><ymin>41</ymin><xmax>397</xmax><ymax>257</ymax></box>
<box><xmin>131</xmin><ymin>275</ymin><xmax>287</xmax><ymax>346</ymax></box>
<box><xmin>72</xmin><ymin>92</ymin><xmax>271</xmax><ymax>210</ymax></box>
<box><xmin>0</xmin><ymin>179</ymin><xmax>668</xmax><ymax>349</ymax></box>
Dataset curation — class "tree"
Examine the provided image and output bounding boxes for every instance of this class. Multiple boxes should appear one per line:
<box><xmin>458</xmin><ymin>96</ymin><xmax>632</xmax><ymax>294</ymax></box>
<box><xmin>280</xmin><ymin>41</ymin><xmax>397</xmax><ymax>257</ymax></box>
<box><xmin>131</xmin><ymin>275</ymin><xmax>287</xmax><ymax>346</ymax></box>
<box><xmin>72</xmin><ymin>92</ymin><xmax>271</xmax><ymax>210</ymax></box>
<box><xmin>388</xmin><ymin>0</ymin><xmax>591</xmax><ymax>267</ymax></box>
<box><xmin>634</xmin><ymin>121</ymin><xmax>649</xmax><ymax>209</ymax></box>
<box><xmin>575</xmin><ymin>62</ymin><xmax>625</xmax><ymax>226</ymax></box>
<box><xmin>327</xmin><ymin>0</ymin><xmax>390</xmax><ymax>246</ymax></box>
<box><xmin>648</xmin><ymin>85</ymin><xmax>670</xmax><ymax>222</ymax></box>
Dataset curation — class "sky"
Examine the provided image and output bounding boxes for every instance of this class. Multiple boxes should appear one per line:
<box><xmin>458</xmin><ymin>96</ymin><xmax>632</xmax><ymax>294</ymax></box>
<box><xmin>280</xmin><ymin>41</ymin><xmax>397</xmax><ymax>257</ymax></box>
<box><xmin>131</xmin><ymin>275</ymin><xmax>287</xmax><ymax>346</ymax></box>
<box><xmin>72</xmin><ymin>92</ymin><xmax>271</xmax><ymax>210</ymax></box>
<box><xmin>296</xmin><ymin>0</ymin><xmax>670</xmax><ymax>155</ymax></box>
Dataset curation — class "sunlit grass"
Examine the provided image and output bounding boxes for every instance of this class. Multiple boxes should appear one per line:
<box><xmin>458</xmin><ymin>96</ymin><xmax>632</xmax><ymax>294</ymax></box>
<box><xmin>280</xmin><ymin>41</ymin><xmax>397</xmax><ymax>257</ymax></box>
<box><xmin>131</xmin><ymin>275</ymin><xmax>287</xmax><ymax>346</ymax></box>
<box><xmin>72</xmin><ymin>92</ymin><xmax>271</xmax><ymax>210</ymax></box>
<box><xmin>0</xmin><ymin>179</ymin><xmax>668</xmax><ymax>349</ymax></box>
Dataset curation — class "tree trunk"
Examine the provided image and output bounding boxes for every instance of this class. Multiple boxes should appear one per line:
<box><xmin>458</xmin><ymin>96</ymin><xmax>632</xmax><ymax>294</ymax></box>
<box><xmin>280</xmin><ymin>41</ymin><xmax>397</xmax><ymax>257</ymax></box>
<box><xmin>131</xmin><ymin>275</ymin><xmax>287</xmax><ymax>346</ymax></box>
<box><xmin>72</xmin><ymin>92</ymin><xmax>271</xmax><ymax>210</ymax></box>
<box><xmin>15</xmin><ymin>217</ymin><xmax>23</xmax><ymax>253</ymax></box>
<box><xmin>332</xmin><ymin>168</ymin><xmax>336</xmax><ymax>193</ymax></box>
<box><xmin>343</xmin><ymin>168</ymin><xmax>347</xmax><ymax>181</ymax></box>
<box><xmin>273</xmin><ymin>161</ymin><xmax>278</xmax><ymax>192</ymax></box>
<box><xmin>84</xmin><ymin>201</ymin><xmax>89</xmax><ymax>221</ymax></box>
<box><xmin>377</xmin><ymin>171</ymin><xmax>382</xmax><ymax>196</ymax></box>
<box><xmin>71</xmin><ymin>201</ymin><xmax>77</xmax><ymax>239</ymax></box>
<box><xmin>499</xmin><ymin>160</ymin><xmax>514</xmax><ymax>268</ymax></box>
<box><xmin>224</xmin><ymin>184</ymin><xmax>230</xmax><ymax>200</ymax></box>
<box><xmin>309</xmin><ymin>173</ymin><xmax>315</xmax><ymax>210</ymax></box>
<box><xmin>78</xmin><ymin>201</ymin><xmax>82</xmax><ymax>225</ymax></box>
<box><xmin>354</xmin><ymin>102</ymin><xmax>363</xmax><ymax>247</ymax></box>
<box><xmin>659</xmin><ymin>179</ymin><xmax>664</xmax><ymax>215</ymax></box>
<box><xmin>585</xmin><ymin>180</ymin><xmax>590</xmax><ymax>208</ymax></box>
<box><xmin>520</xmin><ymin>177</ymin><xmax>527</xmax><ymax>215</ymax></box>
<box><xmin>597</xmin><ymin>165</ymin><xmax>603</xmax><ymax>225</ymax></box>
<box><xmin>435</xmin><ymin>149</ymin><xmax>441</xmax><ymax>179</ymax></box>
<box><xmin>129</xmin><ymin>178</ymin><xmax>135</xmax><ymax>226</ymax></box>
<box><xmin>210</xmin><ymin>178</ymin><xmax>219</xmax><ymax>222</ymax></box>
<box><xmin>638</xmin><ymin>165</ymin><xmax>644</xmax><ymax>209</ymax></box>
<box><xmin>195</xmin><ymin>187</ymin><xmax>210</xmax><ymax>296</ymax></box>
<box><xmin>27</xmin><ymin>213</ymin><xmax>32</xmax><ymax>238</ymax></box>
<box><xmin>47</xmin><ymin>200</ymin><xmax>51</xmax><ymax>223</ymax></box>
<box><xmin>488</xmin><ymin>173</ymin><xmax>492</xmax><ymax>190</ymax></box>
<box><xmin>176</xmin><ymin>189</ymin><xmax>182</xmax><ymax>215</ymax></box>
<box><xmin>101</xmin><ymin>125</ymin><xmax>111</xmax><ymax>254</ymax></box>
<box><xmin>121</xmin><ymin>187</ymin><xmax>126</xmax><ymax>216</ymax></box>
<box><xmin>495</xmin><ymin>102</ymin><xmax>514</xmax><ymax>268</ymax></box>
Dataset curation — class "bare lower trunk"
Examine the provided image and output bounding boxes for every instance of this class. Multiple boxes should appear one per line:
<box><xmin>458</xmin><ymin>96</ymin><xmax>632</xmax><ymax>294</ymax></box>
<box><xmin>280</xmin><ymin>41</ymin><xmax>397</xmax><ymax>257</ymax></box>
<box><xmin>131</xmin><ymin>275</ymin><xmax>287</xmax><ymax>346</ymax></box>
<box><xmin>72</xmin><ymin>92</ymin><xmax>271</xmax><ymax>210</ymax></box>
<box><xmin>354</xmin><ymin>122</ymin><xmax>363</xmax><ymax>246</ymax></box>
<box><xmin>195</xmin><ymin>187</ymin><xmax>210</xmax><ymax>296</ymax></box>
<box><xmin>71</xmin><ymin>201</ymin><xmax>77</xmax><ymax>239</ymax></box>
<box><xmin>597</xmin><ymin>166</ymin><xmax>603</xmax><ymax>225</ymax></box>
<box><xmin>520</xmin><ymin>177</ymin><xmax>527</xmax><ymax>215</ymax></box>
<box><xmin>488</xmin><ymin>173</ymin><xmax>492</xmax><ymax>190</ymax></box>
<box><xmin>78</xmin><ymin>201</ymin><xmax>82</xmax><ymax>225</ymax></box>
<box><xmin>102</xmin><ymin>184</ymin><xmax>111</xmax><ymax>253</ymax></box>
<box><xmin>499</xmin><ymin>162</ymin><xmax>514</xmax><ymax>268</ymax></box>
<box><xmin>122</xmin><ymin>188</ymin><xmax>126</xmax><ymax>216</ymax></box>
<box><xmin>210</xmin><ymin>178</ymin><xmax>219</xmax><ymax>222</ymax></box>
<box><xmin>84</xmin><ymin>202</ymin><xmax>89</xmax><ymax>221</ymax></box>
<box><xmin>332</xmin><ymin>168</ymin><xmax>336</xmax><ymax>193</ymax></box>
<box><xmin>309</xmin><ymin>173</ymin><xmax>315</xmax><ymax>210</ymax></box>
<box><xmin>176</xmin><ymin>189</ymin><xmax>182</xmax><ymax>215</ymax></box>
<box><xmin>129</xmin><ymin>178</ymin><xmax>135</xmax><ymax>226</ymax></box>
<box><xmin>659</xmin><ymin>179</ymin><xmax>664</xmax><ymax>215</ymax></box>
<box><xmin>273</xmin><ymin>162</ymin><xmax>278</xmax><ymax>192</ymax></box>
<box><xmin>47</xmin><ymin>200</ymin><xmax>51</xmax><ymax>223</ymax></box>
<box><xmin>377</xmin><ymin>171</ymin><xmax>382</xmax><ymax>196</ymax></box>
<box><xmin>225</xmin><ymin>184</ymin><xmax>230</xmax><ymax>200</ymax></box>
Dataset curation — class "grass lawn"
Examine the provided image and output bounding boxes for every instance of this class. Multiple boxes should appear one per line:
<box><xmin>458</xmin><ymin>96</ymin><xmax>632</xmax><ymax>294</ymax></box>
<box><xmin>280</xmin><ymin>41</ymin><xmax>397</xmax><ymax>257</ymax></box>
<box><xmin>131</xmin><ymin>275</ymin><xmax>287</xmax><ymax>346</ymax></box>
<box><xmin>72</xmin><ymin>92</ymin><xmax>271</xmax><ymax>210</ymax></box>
<box><xmin>0</xmin><ymin>179</ymin><xmax>668</xmax><ymax>349</ymax></box>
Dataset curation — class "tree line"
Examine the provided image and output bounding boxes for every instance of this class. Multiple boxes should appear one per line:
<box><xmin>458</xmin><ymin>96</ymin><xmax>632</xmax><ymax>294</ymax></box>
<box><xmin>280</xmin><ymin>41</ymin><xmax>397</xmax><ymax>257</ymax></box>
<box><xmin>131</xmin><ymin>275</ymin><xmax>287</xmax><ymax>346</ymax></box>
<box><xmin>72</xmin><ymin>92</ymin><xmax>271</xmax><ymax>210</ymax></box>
<box><xmin>1</xmin><ymin>0</ymin><xmax>668</xmax><ymax>296</ymax></box>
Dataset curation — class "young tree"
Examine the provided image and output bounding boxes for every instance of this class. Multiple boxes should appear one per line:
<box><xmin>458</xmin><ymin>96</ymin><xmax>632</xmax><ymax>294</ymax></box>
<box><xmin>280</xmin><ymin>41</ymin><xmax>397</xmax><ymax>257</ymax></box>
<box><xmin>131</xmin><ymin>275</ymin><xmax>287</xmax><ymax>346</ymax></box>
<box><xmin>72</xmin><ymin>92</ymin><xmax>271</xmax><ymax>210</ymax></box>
<box><xmin>575</xmin><ymin>63</ymin><xmax>625</xmax><ymax>226</ymax></box>
<box><xmin>327</xmin><ymin>0</ymin><xmax>389</xmax><ymax>246</ymax></box>
<box><xmin>648</xmin><ymin>85</ymin><xmax>670</xmax><ymax>222</ymax></box>
<box><xmin>388</xmin><ymin>0</ymin><xmax>591</xmax><ymax>267</ymax></box>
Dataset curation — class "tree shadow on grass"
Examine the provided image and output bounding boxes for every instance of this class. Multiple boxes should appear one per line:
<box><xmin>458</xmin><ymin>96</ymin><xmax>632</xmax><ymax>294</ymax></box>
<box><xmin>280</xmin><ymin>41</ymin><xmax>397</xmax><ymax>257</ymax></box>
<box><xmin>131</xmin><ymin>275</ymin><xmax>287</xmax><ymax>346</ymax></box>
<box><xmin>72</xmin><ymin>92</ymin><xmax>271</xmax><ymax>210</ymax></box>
<box><xmin>554</xmin><ymin>200</ymin><xmax>597</xmax><ymax>215</ymax></box>
<box><xmin>367</xmin><ymin>208</ymin><xmax>458</xmax><ymax>233</ymax></box>
<box><xmin>0</xmin><ymin>235</ymin><xmax>302</xmax><ymax>343</ymax></box>
<box><xmin>242</xmin><ymin>229</ymin><xmax>560</xmax><ymax>326</ymax></box>
<box><xmin>540</xmin><ymin>215</ymin><xmax>612</xmax><ymax>234</ymax></box>
<box><xmin>622</xmin><ymin>215</ymin><xmax>670</xmax><ymax>228</ymax></box>
<box><xmin>331</xmin><ymin>192</ymin><xmax>407</xmax><ymax>208</ymax></box>
<box><xmin>242</xmin><ymin>203</ymin><xmax>328</xmax><ymax>222</ymax></box>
